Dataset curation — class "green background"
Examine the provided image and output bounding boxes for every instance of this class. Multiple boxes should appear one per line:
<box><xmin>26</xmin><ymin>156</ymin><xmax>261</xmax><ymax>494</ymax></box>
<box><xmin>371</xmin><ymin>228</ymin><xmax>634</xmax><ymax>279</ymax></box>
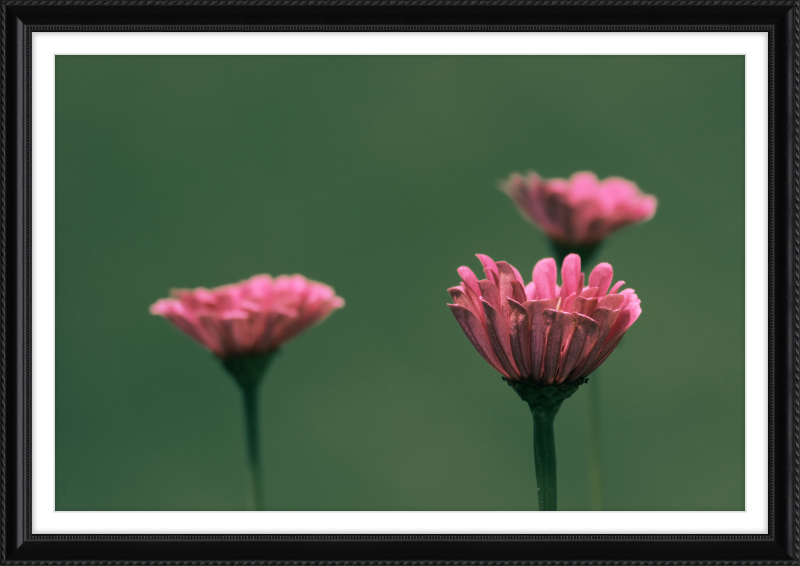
<box><xmin>55</xmin><ymin>55</ymin><xmax>745</xmax><ymax>511</ymax></box>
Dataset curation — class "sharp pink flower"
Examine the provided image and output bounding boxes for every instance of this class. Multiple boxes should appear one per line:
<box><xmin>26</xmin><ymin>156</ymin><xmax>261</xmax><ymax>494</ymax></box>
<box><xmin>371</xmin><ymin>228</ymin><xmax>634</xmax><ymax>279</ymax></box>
<box><xmin>500</xmin><ymin>171</ymin><xmax>657</xmax><ymax>246</ymax></box>
<box><xmin>448</xmin><ymin>254</ymin><xmax>641</xmax><ymax>385</ymax></box>
<box><xmin>150</xmin><ymin>274</ymin><xmax>345</xmax><ymax>359</ymax></box>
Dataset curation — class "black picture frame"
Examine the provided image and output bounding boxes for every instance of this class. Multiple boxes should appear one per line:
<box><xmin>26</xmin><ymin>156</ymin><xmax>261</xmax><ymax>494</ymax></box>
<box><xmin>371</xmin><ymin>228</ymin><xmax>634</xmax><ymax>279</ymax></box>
<box><xmin>3</xmin><ymin>1</ymin><xmax>795</xmax><ymax>563</ymax></box>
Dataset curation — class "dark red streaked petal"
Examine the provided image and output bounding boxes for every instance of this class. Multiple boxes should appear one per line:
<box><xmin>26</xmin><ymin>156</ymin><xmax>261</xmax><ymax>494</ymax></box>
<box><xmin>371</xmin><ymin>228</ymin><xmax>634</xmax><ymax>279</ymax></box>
<box><xmin>572</xmin><ymin>307</ymin><xmax>620</xmax><ymax>378</ymax></box>
<box><xmin>508</xmin><ymin>299</ymin><xmax>531</xmax><ymax>378</ymax></box>
<box><xmin>559</xmin><ymin>313</ymin><xmax>600</xmax><ymax>383</ymax></box>
<box><xmin>509</xmin><ymin>280</ymin><xmax>527</xmax><ymax>305</ymax></box>
<box><xmin>448</xmin><ymin>304</ymin><xmax>508</xmax><ymax>377</ymax></box>
<box><xmin>482</xmin><ymin>300</ymin><xmax>521</xmax><ymax>379</ymax></box>
<box><xmin>448</xmin><ymin>286</ymin><xmax>480</xmax><ymax>314</ymax></box>
<box><xmin>572</xmin><ymin>296</ymin><xmax>599</xmax><ymax>316</ymax></box>
<box><xmin>478</xmin><ymin>279</ymin><xmax>501</xmax><ymax>311</ymax></box>
<box><xmin>542</xmin><ymin>310</ymin><xmax>577</xmax><ymax>385</ymax></box>
<box><xmin>524</xmin><ymin>298</ymin><xmax>558</xmax><ymax>381</ymax></box>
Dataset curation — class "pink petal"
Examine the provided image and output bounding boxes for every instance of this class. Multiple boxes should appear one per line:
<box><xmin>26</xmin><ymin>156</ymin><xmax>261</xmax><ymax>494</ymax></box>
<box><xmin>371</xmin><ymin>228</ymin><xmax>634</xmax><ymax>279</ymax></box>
<box><xmin>598</xmin><ymin>294</ymin><xmax>625</xmax><ymax>310</ymax></box>
<box><xmin>457</xmin><ymin>266</ymin><xmax>482</xmax><ymax>300</ymax></box>
<box><xmin>476</xmin><ymin>254</ymin><xmax>499</xmax><ymax>285</ymax></box>
<box><xmin>589</xmin><ymin>263</ymin><xmax>613</xmax><ymax>296</ymax></box>
<box><xmin>524</xmin><ymin>282</ymin><xmax>537</xmax><ymax>301</ymax></box>
<box><xmin>609</xmin><ymin>280</ymin><xmax>626</xmax><ymax>295</ymax></box>
<box><xmin>533</xmin><ymin>258</ymin><xmax>557</xmax><ymax>300</ymax></box>
<box><xmin>562</xmin><ymin>292</ymin><xmax>577</xmax><ymax>314</ymax></box>
<box><xmin>559</xmin><ymin>254</ymin><xmax>582</xmax><ymax>301</ymax></box>
<box><xmin>605</xmin><ymin>290</ymin><xmax>642</xmax><ymax>345</ymax></box>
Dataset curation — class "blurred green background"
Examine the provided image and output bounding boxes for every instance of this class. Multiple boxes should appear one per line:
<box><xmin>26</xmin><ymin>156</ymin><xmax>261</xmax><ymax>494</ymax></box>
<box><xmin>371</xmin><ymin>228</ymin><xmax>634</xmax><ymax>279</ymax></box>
<box><xmin>55</xmin><ymin>55</ymin><xmax>744</xmax><ymax>511</ymax></box>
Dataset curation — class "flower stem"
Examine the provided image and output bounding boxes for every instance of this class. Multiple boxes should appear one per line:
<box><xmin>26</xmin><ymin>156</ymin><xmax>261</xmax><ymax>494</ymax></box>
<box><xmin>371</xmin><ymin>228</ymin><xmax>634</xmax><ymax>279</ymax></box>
<box><xmin>531</xmin><ymin>403</ymin><xmax>560</xmax><ymax>511</ymax></box>
<box><xmin>240</xmin><ymin>382</ymin><xmax>264</xmax><ymax>511</ymax></box>
<box><xmin>587</xmin><ymin>380</ymin><xmax>604</xmax><ymax>510</ymax></box>
<box><xmin>222</xmin><ymin>352</ymin><xmax>275</xmax><ymax>511</ymax></box>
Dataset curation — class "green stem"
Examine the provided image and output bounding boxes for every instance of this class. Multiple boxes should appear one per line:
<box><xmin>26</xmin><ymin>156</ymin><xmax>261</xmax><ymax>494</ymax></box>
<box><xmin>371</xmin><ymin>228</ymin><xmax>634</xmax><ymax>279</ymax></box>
<box><xmin>240</xmin><ymin>383</ymin><xmax>264</xmax><ymax>511</ymax></box>
<box><xmin>531</xmin><ymin>403</ymin><xmax>560</xmax><ymax>511</ymax></box>
<box><xmin>587</xmin><ymin>380</ymin><xmax>604</xmax><ymax>510</ymax></box>
<box><xmin>221</xmin><ymin>352</ymin><xmax>275</xmax><ymax>511</ymax></box>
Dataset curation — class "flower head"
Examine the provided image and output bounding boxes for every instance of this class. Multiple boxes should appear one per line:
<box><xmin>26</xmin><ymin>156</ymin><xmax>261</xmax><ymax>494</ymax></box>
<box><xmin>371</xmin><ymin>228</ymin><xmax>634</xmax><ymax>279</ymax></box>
<box><xmin>151</xmin><ymin>274</ymin><xmax>344</xmax><ymax>359</ymax></box>
<box><xmin>448</xmin><ymin>254</ymin><xmax>641</xmax><ymax>385</ymax></box>
<box><xmin>501</xmin><ymin>171</ymin><xmax>657</xmax><ymax>246</ymax></box>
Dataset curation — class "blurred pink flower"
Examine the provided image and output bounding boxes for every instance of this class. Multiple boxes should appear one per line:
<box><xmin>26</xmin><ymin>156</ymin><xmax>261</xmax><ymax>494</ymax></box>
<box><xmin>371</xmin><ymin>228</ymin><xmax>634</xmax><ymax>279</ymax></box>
<box><xmin>501</xmin><ymin>171</ymin><xmax>657</xmax><ymax>246</ymax></box>
<box><xmin>151</xmin><ymin>274</ymin><xmax>344</xmax><ymax>359</ymax></box>
<box><xmin>448</xmin><ymin>254</ymin><xmax>641</xmax><ymax>385</ymax></box>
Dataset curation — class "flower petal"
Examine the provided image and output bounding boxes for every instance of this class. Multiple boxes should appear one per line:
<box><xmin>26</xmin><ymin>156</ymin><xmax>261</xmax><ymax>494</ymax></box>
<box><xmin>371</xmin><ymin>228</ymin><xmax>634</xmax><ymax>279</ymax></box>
<box><xmin>598</xmin><ymin>294</ymin><xmax>625</xmax><ymax>310</ymax></box>
<box><xmin>448</xmin><ymin>304</ymin><xmax>508</xmax><ymax>377</ymax></box>
<box><xmin>572</xmin><ymin>307</ymin><xmax>620</xmax><ymax>378</ymax></box>
<box><xmin>559</xmin><ymin>253</ymin><xmax>582</xmax><ymax>301</ymax></box>
<box><xmin>508</xmin><ymin>299</ymin><xmax>531</xmax><ymax>378</ymax></box>
<box><xmin>580</xmin><ymin>286</ymin><xmax>599</xmax><ymax>299</ymax></box>
<box><xmin>525</xmin><ymin>282</ymin><xmax>537</xmax><ymax>301</ymax></box>
<box><xmin>448</xmin><ymin>286</ymin><xmax>479</xmax><ymax>314</ymax></box>
<box><xmin>482</xmin><ymin>300</ymin><xmax>521</xmax><ymax>378</ymax></box>
<box><xmin>533</xmin><ymin>258</ymin><xmax>557</xmax><ymax>300</ymax></box>
<box><xmin>562</xmin><ymin>292</ymin><xmax>577</xmax><ymax>314</ymax></box>
<box><xmin>609</xmin><ymin>280</ymin><xmax>626</xmax><ymax>295</ymax></box>
<box><xmin>572</xmin><ymin>296</ymin><xmax>599</xmax><ymax>316</ymax></box>
<box><xmin>457</xmin><ymin>266</ymin><xmax>482</xmax><ymax>300</ymax></box>
<box><xmin>476</xmin><ymin>254</ymin><xmax>499</xmax><ymax>285</ymax></box>
<box><xmin>478</xmin><ymin>279</ymin><xmax>501</xmax><ymax>311</ymax></box>
<box><xmin>524</xmin><ymin>298</ymin><xmax>558</xmax><ymax>381</ymax></box>
<box><xmin>497</xmin><ymin>261</ymin><xmax>526</xmax><ymax>304</ymax></box>
<box><xmin>589</xmin><ymin>262</ymin><xmax>613</xmax><ymax>296</ymax></box>
<box><xmin>605</xmin><ymin>289</ymin><xmax>642</xmax><ymax>344</ymax></box>
<box><xmin>558</xmin><ymin>313</ymin><xmax>600</xmax><ymax>384</ymax></box>
<box><xmin>509</xmin><ymin>280</ymin><xmax>527</xmax><ymax>305</ymax></box>
<box><xmin>542</xmin><ymin>310</ymin><xmax>576</xmax><ymax>385</ymax></box>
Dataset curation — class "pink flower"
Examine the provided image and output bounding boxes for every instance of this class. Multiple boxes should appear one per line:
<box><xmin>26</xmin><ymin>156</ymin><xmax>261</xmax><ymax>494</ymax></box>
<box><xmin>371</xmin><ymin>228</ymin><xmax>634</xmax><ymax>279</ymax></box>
<box><xmin>151</xmin><ymin>274</ymin><xmax>344</xmax><ymax>359</ymax></box>
<box><xmin>501</xmin><ymin>171</ymin><xmax>657</xmax><ymax>246</ymax></box>
<box><xmin>448</xmin><ymin>254</ymin><xmax>641</xmax><ymax>385</ymax></box>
